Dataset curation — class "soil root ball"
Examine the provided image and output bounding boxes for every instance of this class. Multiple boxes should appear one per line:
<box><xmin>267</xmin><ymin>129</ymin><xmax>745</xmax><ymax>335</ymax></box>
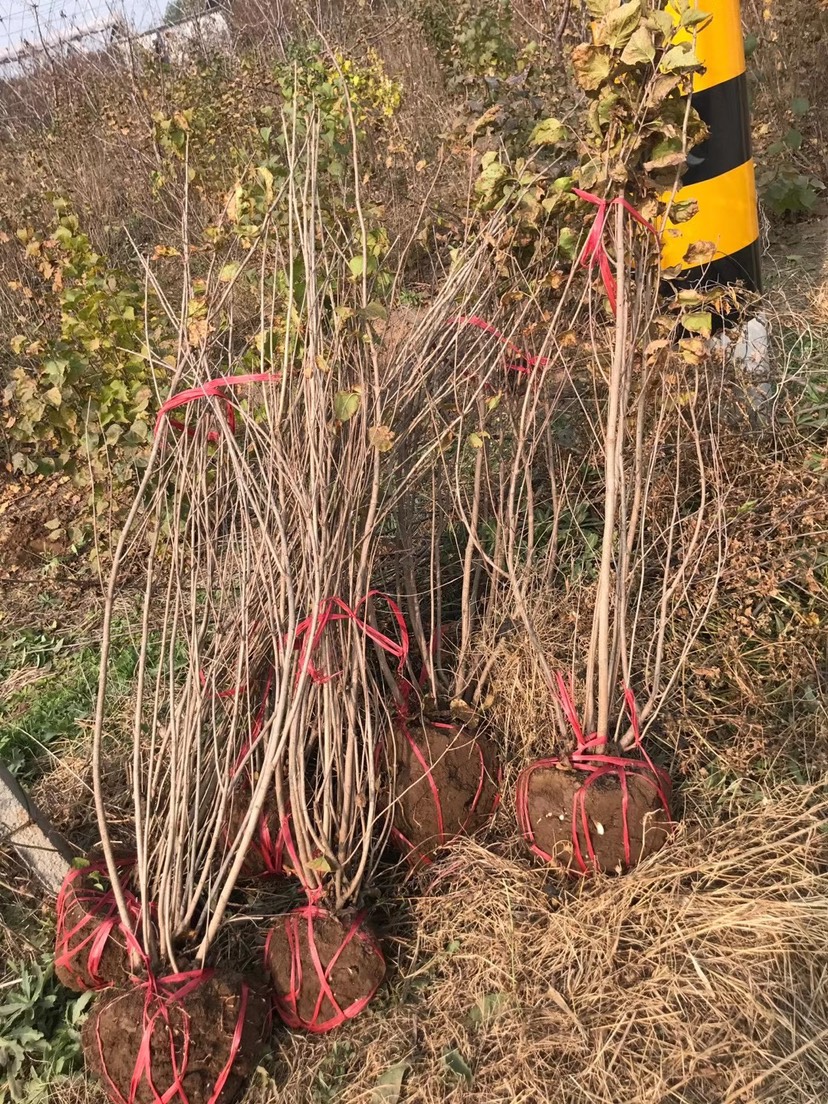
<box><xmin>82</xmin><ymin>969</ymin><xmax>270</xmax><ymax>1104</ymax></box>
<box><xmin>266</xmin><ymin>906</ymin><xmax>385</xmax><ymax>1032</ymax></box>
<box><xmin>390</xmin><ymin>718</ymin><xmax>501</xmax><ymax>863</ymax></box>
<box><xmin>55</xmin><ymin>860</ymin><xmax>143</xmax><ymax>992</ymax></box>
<box><xmin>516</xmin><ymin>756</ymin><xmax>672</xmax><ymax>874</ymax></box>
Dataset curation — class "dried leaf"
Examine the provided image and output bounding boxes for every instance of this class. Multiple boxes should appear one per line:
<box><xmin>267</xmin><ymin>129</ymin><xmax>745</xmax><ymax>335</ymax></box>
<box><xmin>571</xmin><ymin>44</ymin><xmax>612</xmax><ymax>90</ymax></box>
<box><xmin>670</xmin><ymin>198</ymin><xmax>699</xmax><ymax>223</ymax></box>
<box><xmin>371</xmin><ymin>1063</ymin><xmax>410</xmax><ymax>1104</ymax></box>
<box><xmin>683</xmin><ymin>240</ymin><xmax>717</xmax><ymax>266</ymax></box>
<box><xmin>369</xmin><ymin>425</ymin><xmax>395</xmax><ymax>452</ymax></box>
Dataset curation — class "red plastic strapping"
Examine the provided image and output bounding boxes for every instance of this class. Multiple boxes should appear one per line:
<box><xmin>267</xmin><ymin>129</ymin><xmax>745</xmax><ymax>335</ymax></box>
<box><xmin>154</xmin><ymin>372</ymin><xmax>281</xmax><ymax>443</ymax></box>
<box><xmin>266</xmin><ymin>906</ymin><xmax>384</xmax><ymax>1034</ymax></box>
<box><xmin>94</xmin><ymin>970</ymin><xmax>250</xmax><ymax>1104</ymax></box>
<box><xmin>515</xmin><ymin>680</ymin><xmax>672</xmax><ymax>875</ymax></box>
<box><xmin>55</xmin><ymin>861</ymin><xmax>147</xmax><ymax>991</ymax></box>
<box><xmin>572</xmin><ymin>189</ymin><xmax>659</xmax><ymax>314</ymax></box>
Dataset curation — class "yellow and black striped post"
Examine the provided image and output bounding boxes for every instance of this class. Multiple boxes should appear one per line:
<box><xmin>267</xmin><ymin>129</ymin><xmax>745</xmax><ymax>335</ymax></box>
<box><xmin>661</xmin><ymin>0</ymin><xmax>761</xmax><ymax>294</ymax></box>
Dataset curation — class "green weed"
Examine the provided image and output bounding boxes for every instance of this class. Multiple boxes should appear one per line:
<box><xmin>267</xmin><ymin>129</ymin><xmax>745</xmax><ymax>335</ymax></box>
<box><xmin>0</xmin><ymin>957</ymin><xmax>91</xmax><ymax>1104</ymax></box>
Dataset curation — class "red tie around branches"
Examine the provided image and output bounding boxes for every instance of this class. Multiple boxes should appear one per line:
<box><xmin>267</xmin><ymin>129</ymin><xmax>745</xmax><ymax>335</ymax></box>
<box><xmin>93</xmin><ymin>970</ymin><xmax>249</xmax><ymax>1104</ymax></box>
<box><xmin>294</xmin><ymin>591</ymin><xmax>409</xmax><ymax>686</ymax></box>
<box><xmin>265</xmin><ymin>906</ymin><xmax>384</xmax><ymax>1033</ymax></box>
<box><xmin>516</xmin><ymin>675</ymin><xmax>672</xmax><ymax>875</ymax></box>
<box><xmin>572</xmin><ymin>189</ymin><xmax>659</xmax><ymax>315</ymax></box>
<box><xmin>55</xmin><ymin>860</ymin><xmax>147</xmax><ymax>991</ymax></box>
<box><xmin>154</xmin><ymin>372</ymin><xmax>281</xmax><ymax>443</ymax></box>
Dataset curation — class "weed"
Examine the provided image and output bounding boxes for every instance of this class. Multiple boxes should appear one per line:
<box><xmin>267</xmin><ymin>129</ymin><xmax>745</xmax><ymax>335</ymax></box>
<box><xmin>757</xmin><ymin>98</ymin><xmax>824</xmax><ymax>218</ymax></box>
<box><xmin>0</xmin><ymin>957</ymin><xmax>91</xmax><ymax>1104</ymax></box>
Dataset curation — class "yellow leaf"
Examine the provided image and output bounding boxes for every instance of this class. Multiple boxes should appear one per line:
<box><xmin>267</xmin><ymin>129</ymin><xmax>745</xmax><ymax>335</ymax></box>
<box><xmin>188</xmin><ymin>318</ymin><xmax>209</xmax><ymax>346</ymax></box>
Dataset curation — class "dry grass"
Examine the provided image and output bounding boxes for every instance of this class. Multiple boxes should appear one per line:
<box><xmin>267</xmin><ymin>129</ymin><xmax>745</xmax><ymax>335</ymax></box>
<box><xmin>243</xmin><ymin>786</ymin><xmax>828</xmax><ymax>1104</ymax></box>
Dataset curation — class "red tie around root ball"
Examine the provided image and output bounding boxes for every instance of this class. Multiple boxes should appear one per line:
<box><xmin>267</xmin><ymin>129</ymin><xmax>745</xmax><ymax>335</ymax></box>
<box><xmin>82</xmin><ymin>968</ymin><xmax>270</xmax><ymax>1104</ymax></box>
<box><xmin>55</xmin><ymin>860</ymin><xmax>147</xmax><ymax>992</ymax></box>
<box><xmin>265</xmin><ymin>905</ymin><xmax>386</xmax><ymax>1033</ymax></box>
<box><xmin>390</xmin><ymin>715</ymin><xmax>502</xmax><ymax>866</ymax></box>
<box><xmin>516</xmin><ymin>681</ymin><xmax>673</xmax><ymax>875</ymax></box>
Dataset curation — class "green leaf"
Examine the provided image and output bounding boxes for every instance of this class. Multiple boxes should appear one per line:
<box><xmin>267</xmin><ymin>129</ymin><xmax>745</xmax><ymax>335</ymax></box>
<box><xmin>680</xmin><ymin>6</ymin><xmax>711</xmax><ymax>28</ymax></box>
<box><xmin>784</xmin><ymin>129</ymin><xmax>804</xmax><ymax>151</ymax></box>
<box><xmin>334</xmin><ymin>390</ymin><xmax>361</xmax><ymax>422</ymax></box>
<box><xmin>620</xmin><ymin>25</ymin><xmax>655</xmax><ymax>65</ymax></box>
<box><xmin>307</xmin><ymin>855</ymin><xmax>333</xmax><ymax>874</ymax></box>
<box><xmin>558</xmin><ymin>226</ymin><xmax>579</xmax><ymax>260</ymax></box>
<box><xmin>744</xmin><ymin>32</ymin><xmax>759</xmax><ymax>57</ymax></box>
<box><xmin>371</xmin><ymin>1063</ymin><xmax>410</xmax><ymax>1104</ymax></box>
<box><xmin>644</xmin><ymin>138</ymin><xmax>686</xmax><ymax>172</ymax></box>
<box><xmin>661</xmin><ymin>42</ymin><xmax>700</xmax><ymax>71</ymax></box>
<box><xmin>792</xmin><ymin>96</ymin><xmax>810</xmax><ymax>117</ymax></box>
<box><xmin>584</xmin><ymin>0</ymin><xmax>612</xmax><ymax>14</ymax></box>
<box><xmin>443</xmin><ymin>1048</ymin><xmax>473</xmax><ymax>1083</ymax></box>
<box><xmin>603</xmin><ymin>0</ymin><xmax>642</xmax><ymax>50</ymax></box>
<box><xmin>647</xmin><ymin>9</ymin><xmax>675</xmax><ymax>39</ymax></box>
<box><xmin>683</xmin><ymin>311</ymin><xmax>713</xmax><ymax>335</ymax></box>
<box><xmin>348</xmin><ymin>255</ymin><xmax>366</xmax><ymax>279</ymax></box>
<box><xmin>362</xmin><ymin>301</ymin><xmax>389</xmax><ymax>321</ymax></box>
<box><xmin>467</xmin><ymin>431</ymin><xmax>490</xmax><ymax>449</ymax></box>
<box><xmin>219</xmin><ymin>263</ymin><xmax>240</xmax><ymax>282</ymax></box>
<box><xmin>529</xmin><ymin>117</ymin><xmax>567</xmax><ymax>147</ymax></box>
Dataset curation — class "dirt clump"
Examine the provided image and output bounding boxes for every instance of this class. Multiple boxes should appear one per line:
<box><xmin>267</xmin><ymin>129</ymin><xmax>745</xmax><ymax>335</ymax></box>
<box><xmin>54</xmin><ymin>863</ymin><xmax>143</xmax><ymax>992</ymax></box>
<box><xmin>266</xmin><ymin>906</ymin><xmax>385</xmax><ymax>1032</ymax></box>
<box><xmin>82</xmin><ymin>969</ymin><xmax>270</xmax><ymax>1104</ymax></box>
<box><xmin>519</xmin><ymin>762</ymin><xmax>672</xmax><ymax>874</ymax></box>
<box><xmin>390</xmin><ymin>718</ymin><xmax>500</xmax><ymax>862</ymax></box>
